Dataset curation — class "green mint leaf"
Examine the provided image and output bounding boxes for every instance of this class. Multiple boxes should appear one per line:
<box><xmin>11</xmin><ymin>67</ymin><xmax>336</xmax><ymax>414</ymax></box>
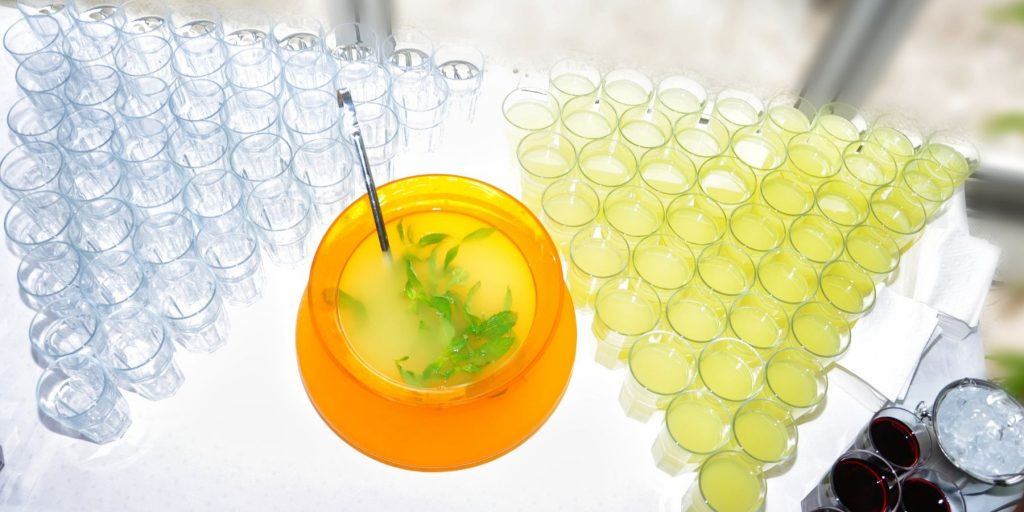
<box><xmin>475</xmin><ymin>311</ymin><xmax>518</xmax><ymax>339</ymax></box>
<box><xmin>461</xmin><ymin>363</ymin><xmax>483</xmax><ymax>374</ymax></box>
<box><xmin>421</xmin><ymin>360</ymin><xmax>444</xmax><ymax>381</ymax></box>
<box><xmin>473</xmin><ymin>336</ymin><xmax>515</xmax><ymax>367</ymax></box>
<box><xmin>417</xmin><ymin>233</ymin><xmax>448</xmax><ymax>246</ymax></box>
<box><xmin>395</xmin><ymin>357</ymin><xmax>421</xmax><ymax>386</ymax></box>
<box><xmin>462</xmin><ymin>227</ymin><xmax>496</xmax><ymax>242</ymax></box>
<box><xmin>404</xmin><ymin>258</ymin><xmax>423</xmax><ymax>298</ymax></box>
<box><xmin>448</xmin><ymin>267</ymin><xmax>468</xmax><ymax>286</ymax></box>
<box><xmin>502</xmin><ymin>286</ymin><xmax>513</xmax><ymax>311</ymax></box>
<box><xmin>337</xmin><ymin>290</ymin><xmax>368</xmax><ymax>321</ymax></box>
<box><xmin>397</xmin><ymin>219</ymin><xmax>406</xmax><ymax>243</ymax></box>
<box><xmin>426</xmin><ymin>294</ymin><xmax>454</xmax><ymax>321</ymax></box>
<box><xmin>443</xmin><ymin>245</ymin><xmax>460</xmax><ymax>270</ymax></box>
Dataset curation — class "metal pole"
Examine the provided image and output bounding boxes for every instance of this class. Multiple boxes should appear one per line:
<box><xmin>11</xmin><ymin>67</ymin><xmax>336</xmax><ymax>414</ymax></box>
<box><xmin>799</xmin><ymin>0</ymin><xmax>927</xmax><ymax>107</ymax></box>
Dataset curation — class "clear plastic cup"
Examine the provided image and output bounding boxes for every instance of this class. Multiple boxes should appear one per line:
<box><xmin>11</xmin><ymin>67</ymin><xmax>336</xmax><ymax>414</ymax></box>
<box><xmin>167</xmin><ymin>120</ymin><xmax>230</xmax><ymax>174</ymax></box>
<box><xmin>844</xmin><ymin>224</ymin><xmax>901</xmax><ymax>284</ymax></box>
<box><xmin>731</xmin><ymin>399</ymin><xmax>798</xmax><ymax>470</ymax></box>
<box><xmin>815</xmin><ymin>102</ymin><xmax>868</xmax><ymax>147</ymax></box>
<box><xmin>790</xmin><ymin>301</ymin><xmax>852</xmax><ymax>364</ymax></box>
<box><xmin>819</xmin><ymin>259</ymin><xmax>877</xmax><ymax>321</ymax></box>
<box><xmin>222</xmin><ymin>89</ymin><xmax>280</xmax><ymax>144</ymax></box>
<box><xmin>383</xmin><ymin>28</ymin><xmax>434</xmax><ymax>78</ymax></box>
<box><xmin>617</xmin><ymin>105</ymin><xmax>673</xmax><ymax>159</ymax></box>
<box><xmin>196</xmin><ymin>223</ymin><xmax>264</xmax><ymax>306</ymax></box>
<box><xmin>149</xmin><ymin>257</ymin><xmax>229</xmax><ymax>353</ymax></box>
<box><xmin>665</xmin><ymin>285</ymin><xmax>728</xmax><ymax>345</ymax></box>
<box><xmin>517</xmin><ymin>130</ymin><xmax>577</xmax><ymax>212</ymax></box>
<box><xmin>540</xmin><ymin>177</ymin><xmax>599</xmax><ymax>254</ymax></box>
<box><xmin>3</xmin><ymin>16</ymin><xmax>62</xmax><ymax>62</ymax></box>
<box><xmin>4</xmin><ymin>191</ymin><xmax>73</xmax><ymax>255</ymax></box>
<box><xmin>111</xmin><ymin>117</ymin><xmax>170</xmax><ymax>167</ymax></box>
<box><xmin>282</xmin><ymin>90</ymin><xmax>340</xmax><ymax>148</ymax></box>
<box><xmin>101</xmin><ymin>306</ymin><xmax>184</xmax><ymax>400</ymax></box>
<box><xmin>789</xmin><ymin>214</ymin><xmax>845</xmax><ymax>265</ymax></box>
<box><xmin>226</xmin><ymin>47</ymin><xmax>284</xmax><ymax>97</ymax></box>
<box><xmin>17</xmin><ymin>0</ymin><xmax>72</xmax><ymax>33</ymax></box>
<box><xmin>728</xmin><ymin>291</ymin><xmax>789</xmax><ymax>352</ymax></box>
<box><xmin>291</xmin><ymin>138</ymin><xmax>354</xmax><ymax>219</ymax></box>
<box><xmin>246</xmin><ymin>176</ymin><xmax>315</xmax><ymax>265</ymax></box>
<box><xmin>631</xmin><ymin>233</ymin><xmax>696</xmax><ymax>298</ymax></box>
<box><xmin>169</xmin><ymin>79</ymin><xmax>226</xmax><ymax>128</ymax></box>
<box><xmin>601</xmin><ymin>68</ymin><xmax>653</xmax><ymax>114</ymax></box>
<box><xmin>652</xmin><ymin>389</ymin><xmax>732</xmax><ymax>475</ymax></box>
<box><xmin>727</xmin><ymin>203</ymin><xmax>786</xmax><ymax>256</ymax></box>
<box><xmin>336</xmin><ymin>60</ymin><xmax>391</xmax><ymax>105</ymax></box>
<box><xmin>56</xmin><ymin>108</ymin><xmax>117</xmax><ymax>160</ymax></box>
<box><xmin>82</xmin><ymin>250</ymin><xmax>149</xmax><ymax>312</ymax></box>
<box><xmin>0</xmin><ymin>142</ymin><xmax>64</xmax><ymax>200</ymax></box>
<box><xmin>432</xmin><ymin>42</ymin><xmax>485</xmax><ymax>120</ymax></box>
<box><xmin>17</xmin><ymin>50</ymin><xmax>73</xmax><ymax>103</ymax></box>
<box><xmin>62</xmin><ymin>23</ymin><xmax>118</xmax><ymax>67</ymax></box>
<box><xmin>666</xmin><ymin>193</ymin><xmax>728</xmax><ymax>249</ymax></box>
<box><xmin>712</xmin><ymin>88</ymin><xmax>765</xmax><ymax>133</ymax></box>
<box><xmin>787</xmin><ymin>131</ymin><xmax>842</xmax><ymax>185</ymax></box>
<box><xmin>696</xmin><ymin>242</ymin><xmax>756</xmax><ymax>298</ymax></box>
<box><xmin>183</xmin><ymin>169</ymin><xmax>247</xmax><ymax>231</ymax></box>
<box><xmin>58</xmin><ymin>152</ymin><xmax>125</xmax><ymax>204</ymax></box>
<box><xmin>674</xmin><ymin>113</ymin><xmax>731</xmax><ymax>168</ymax></box>
<box><xmin>764</xmin><ymin>92</ymin><xmax>816</xmax><ymax>142</ymax></box>
<box><xmin>171</xmin><ymin>36</ymin><xmax>228</xmax><ymax>84</ymax></box>
<box><xmin>18</xmin><ymin>241</ymin><xmax>83</xmax><ymax>310</ymax></box>
<box><xmin>815</xmin><ymin>179</ymin><xmax>870</xmax><ymax>232</ymax></box>
<box><xmin>390</xmin><ymin>73</ymin><xmax>451</xmax><ymax>151</ymax></box>
<box><xmin>558</xmin><ymin>95</ymin><xmax>618</xmax><ymax>152</ymax></box>
<box><xmin>121</xmin><ymin>160</ymin><xmax>186</xmax><ymax>218</ymax></box>
<box><xmin>592</xmin><ymin>277</ymin><xmax>662</xmax><ymax>369</ymax></box>
<box><xmin>577</xmin><ymin>138</ymin><xmax>637</xmax><ymax>198</ymax></box>
<box><xmin>637</xmin><ymin>146</ymin><xmax>697</xmax><ymax>205</ymax></box>
<box><xmin>698</xmin><ymin>155</ymin><xmax>757</xmax><ymax>209</ymax></box>
<box><xmin>68</xmin><ymin>198</ymin><xmax>136</xmax><ymax>256</ymax></box>
<box><xmin>619</xmin><ymin>331</ymin><xmax>696</xmax><ymax>420</ymax></box>
<box><xmin>36</xmin><ymin>355</ymin><xmax>131</xmax><ymax>444</ymax></box>
<box><xmin>698</xmin><ymin>338</ymin><xmax>765</xmax><ymax>407</ymax></box>
<box><xmin>220</xmin><ymin>8</ymin><xmax>267</xmax><ymax>54</ymax></box>
<box><xmin>756</xmin><ymin>247</ymin><xmax>820</xmax><ymax>307</ymax></box>
<box><xmin>7</xmin><ymin>93</ymin><xmax>67</xmax><ymax>144</ymax></box>
<box><xmin>166</xmin><ymin>3</ymin><xmax>221</xmax><ymax>44</ymax></box>
<box><xmin>283</xmin><ymin>50</ymin><xmax>339</xmax><ymax>94</ymax></box>
<box><xmin>29</xmin><ymin>297</ymin><xmax>103</xmax><ymax>364</ymax></box>
<box><xmin>338</xmin><ymin>101</ymin><xmax>400</xmax><ymax>182</ymax></box>
<box><xmin>270</xmin><ymin>14</ymin><xmax>323</xmax><ymax>58</ymax></box>
<box><xmin>763</xmin><ymin>347</ymin><xmax>828</xmax><ymax>420</ymax></box>
<box><xmin>114</xmin><ymin>34</ymin><xmax>174</xmax><ymax>83</ymax></box>
<box><xmin>655</xmin><ymin>74</ymin><xmax>707</xmax><ymax>121</ymax></box>
<box><xmin>867</xmin><ymin>185</ymin><xmax>928</xmax><ymax>252</ymax></box>
<box><xmin>115</xmin><ymin>75</ymin><xmax>171</xmax><ymax>124</ymax></box>
<box><xmin>683</xmin><ymin>450</ymin><xmax>767</xmax><ymax>512</ymax></box>
<box><xmin>548</xmin><ymin>58</ymin><xmax>601</xmax><ymax>106</ymax></box>
<box><xmin>840</xmin><ymin>140</ymin><xmax>898</xmax><ymax>193</ymax></box>
<box><xmin>118</xmin><ymin>0</ymin><xmax>170</xmax><ymax>38</ymax></box>
<box><xmin>325</xmin><ymin>22</ymin><xmax>379</xmax><ymax>63</ymax></box>
<box><xmin>229</xmin><ymin>133</ymin><xmax>292</xmax><ymax>185</ymax></box>
<box><xmin>567</xmin><ymin>224</ymin><xmax>630</xmax><ymax>310</ymax></box>
<box><xmin>132</xmin><ymin>212</ymin><xmax>196</xmax><ymax>266</ymax></box>
<box><xmin>730</xmin><ymin>125</ymin><xmax>787</xmax><ymax>175</ymax></box>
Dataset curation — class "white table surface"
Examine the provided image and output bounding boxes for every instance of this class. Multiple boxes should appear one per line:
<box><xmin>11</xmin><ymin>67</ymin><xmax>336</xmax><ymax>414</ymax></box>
<box><xmin>0</xmin><ymin>7</ymin><xmax>1013</xmax><ymax>511</ymax></box>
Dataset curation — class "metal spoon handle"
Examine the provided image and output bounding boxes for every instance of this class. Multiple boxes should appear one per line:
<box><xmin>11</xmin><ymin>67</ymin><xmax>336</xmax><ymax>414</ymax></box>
<box><xmin>337</xmin><ymin>89</ymin><xmax>390</xmax><ymax>254</ymax></box>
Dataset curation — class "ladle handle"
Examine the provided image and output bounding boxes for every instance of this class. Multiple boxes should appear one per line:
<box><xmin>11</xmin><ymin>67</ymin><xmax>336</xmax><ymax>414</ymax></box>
<box><xmin>337</xmin><ymin>89</ymin><xmax>390</xmax><ymax>254</ymax></box>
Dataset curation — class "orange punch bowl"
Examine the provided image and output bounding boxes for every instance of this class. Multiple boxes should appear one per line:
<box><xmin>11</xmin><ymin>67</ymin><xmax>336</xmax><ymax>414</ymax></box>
<box><xmin>296</xmin><ymin>174</ymin><xmax>576</xmax><ymax>471</ymax></box>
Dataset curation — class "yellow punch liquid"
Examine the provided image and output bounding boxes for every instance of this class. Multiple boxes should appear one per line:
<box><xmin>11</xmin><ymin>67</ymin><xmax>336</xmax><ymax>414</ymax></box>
<box><xmin>667</xmin><ymin>400</ymin><xmax>730</xmax><ymax>453</ymax></box>
<box><xmin>767</xmin><ymin>358</ymin><xmax>820</xmax><ymax>407</ymax></box>
<box><xmin>631</xmin><ymin>343</ymin><xmax>694</xmax><ymax>394</ymax></box>
<box><xmin>734</xmin><ymin>409</ymin><xmax>789</xmax><ymax>462</ymax></box>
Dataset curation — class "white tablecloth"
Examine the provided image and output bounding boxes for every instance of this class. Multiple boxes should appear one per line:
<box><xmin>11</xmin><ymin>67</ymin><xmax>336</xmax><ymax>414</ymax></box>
<box><xmin>0</xmin><ymin>8</ymin><xmax>1013</xmax><ymax>510</ymax></box>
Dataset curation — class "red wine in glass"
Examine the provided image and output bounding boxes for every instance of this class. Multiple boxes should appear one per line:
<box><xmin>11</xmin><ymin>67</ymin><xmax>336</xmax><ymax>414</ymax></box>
<box><xmin>901</xmin><ymin>477</ymin><xmax>952</xmax><ymax>512</ymax></box>
<box><xmin>831</xmin><ymin>455</ymin><xmax>900</xmax><ymax>512</ymax></box>
<box><xmin>869</xmin><ymin>416</ymin><xmax>920</xmax><ymax>469</ymax></box>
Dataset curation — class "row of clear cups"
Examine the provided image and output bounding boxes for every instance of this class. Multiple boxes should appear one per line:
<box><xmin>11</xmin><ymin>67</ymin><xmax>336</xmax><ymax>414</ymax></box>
<box><xmin>2</xmin><ymin>1</ymin><xmax>498</xmax><ymax>444</ymax></box>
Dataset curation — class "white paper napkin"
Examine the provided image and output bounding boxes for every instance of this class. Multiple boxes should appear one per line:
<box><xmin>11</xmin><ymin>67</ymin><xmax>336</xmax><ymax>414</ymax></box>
<box><xmin>838</xmin><ymin>288</ymin><xmax>939</xmax><ymax>402</ymax></box>
<box><xmin>890</xmin><ymin>226</ymin><xmax>1000</xmax><ymax>330</ymax></box>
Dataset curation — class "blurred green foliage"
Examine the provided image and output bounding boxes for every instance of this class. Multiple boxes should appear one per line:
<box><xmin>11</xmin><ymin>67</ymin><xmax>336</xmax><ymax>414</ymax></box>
<box><xmin>988</xmin><ymin>352</ymin><xmax>1024</xmax><ymax>400</ymax></box>
<box><xmin>988</xmin><ymin>0</ymin><xmax>1024</xmax><ymax>25</ymax></box>
<box><xmin>986</xmin><ymin>2</ymin><xmax>1024</xmax><ymax>136</ymax></box>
